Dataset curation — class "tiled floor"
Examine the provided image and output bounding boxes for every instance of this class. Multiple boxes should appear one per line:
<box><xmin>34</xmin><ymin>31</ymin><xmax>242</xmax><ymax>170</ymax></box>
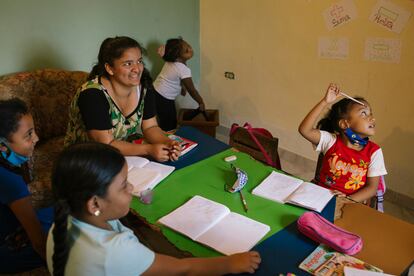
<box><xmin>217</xmin><ymin>132</ymin><xmax>414</xmax><ymax>225</ymax></box>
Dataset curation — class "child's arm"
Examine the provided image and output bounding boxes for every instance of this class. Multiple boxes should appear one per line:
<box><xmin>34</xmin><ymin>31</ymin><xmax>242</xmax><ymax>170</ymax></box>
<box><xmin>298</xmin><ymin>83</ymin><xmax>340</xmax><ymax>145</ymax></box>
<box><xmin>181</xmin><ymin>78</ymin><xmax>205</xmax><ymax>111</ymax></box>
<box><xmin>142</xmin><ymin>251</ymin><xmax>261</xmax><ymax>275</ymax></box>
<box><xmin>348</xmin><ymin>176</ymin><xmax>379</xmax><ymax>202</ymax></box>
<box><xmin>10</xmin><ymin>196</ymin><xmax>47</xmax><ymax>259</ymax></box>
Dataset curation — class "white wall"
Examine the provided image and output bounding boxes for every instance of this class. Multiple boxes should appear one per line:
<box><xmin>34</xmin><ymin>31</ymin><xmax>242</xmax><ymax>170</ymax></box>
<box><xmin>200</xmin><ymin>0</ymin><xmax>414</xmax><ymax>197</ymax></box>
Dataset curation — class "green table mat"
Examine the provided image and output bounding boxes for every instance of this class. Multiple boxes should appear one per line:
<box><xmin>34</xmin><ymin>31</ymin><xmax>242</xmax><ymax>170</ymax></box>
<box><xmin>130</xmin><ymin>148</ymin><xmax>306</xmax><ymax>257</ymax></box>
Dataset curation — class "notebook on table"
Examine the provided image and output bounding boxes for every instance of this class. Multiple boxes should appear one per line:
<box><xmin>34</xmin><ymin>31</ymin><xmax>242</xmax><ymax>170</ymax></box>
<box><xmin>125</xmin><ymin>156</ymin><xmax>175</xmax><ymax>196</ymax></box>
<box><xmin>252</xmin><ymin>171</ymin><xmax>333</xmax><ymax>213</ymax></box>
<box><xmin>158</xmin><ymin>195</ymin><xmax>270</xmax><ymax>255</ymax></box>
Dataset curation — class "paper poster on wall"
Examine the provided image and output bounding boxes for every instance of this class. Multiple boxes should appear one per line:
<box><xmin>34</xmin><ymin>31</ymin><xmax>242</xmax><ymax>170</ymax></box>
<box><xmin>323</xmin><ymin>0</ymin><xmax>357</xmax><ymax>30</ymax></box>
<box><xmin>369</xmin><ymin>0</ymin><xmax>412</xmax><ymax>33</ymax></box>
<box><xmin>364</xmin><ymin>37</ymin><xmax>401</xmax><ymax>63</ymax></box>
<box><xmin>318</xmin><ymin>37</ymin><xmax>349</xmax><ymax>59</ymax></box>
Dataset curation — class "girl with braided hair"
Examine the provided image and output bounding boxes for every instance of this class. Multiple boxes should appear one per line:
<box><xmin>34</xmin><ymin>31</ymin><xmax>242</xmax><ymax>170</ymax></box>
<box><xmin>47</xmin><ymin>142</ymin><xmax>261</xmax><ymax>276</ymax></box>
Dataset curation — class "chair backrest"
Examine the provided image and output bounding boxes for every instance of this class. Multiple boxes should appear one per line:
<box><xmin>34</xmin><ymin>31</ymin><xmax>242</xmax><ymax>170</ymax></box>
<box><xmin>0</xmin><ymin>69</ymin><xmax>88</xmax><ymax>140</ymax></box>
<box><xmin>229</xmin><ymin>126</ymin><xmax>282</xmax><ymax>170</ymax></box>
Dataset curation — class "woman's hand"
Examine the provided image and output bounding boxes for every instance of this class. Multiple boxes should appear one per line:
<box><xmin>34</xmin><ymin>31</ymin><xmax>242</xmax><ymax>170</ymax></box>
<box><xmin>228</xmin><ymin>251</ymin><xmax>261</xmax><ymax>274</ymax></box>
<box><xmin>166</xmin><ymin>140</ymin><xmax>181</xmax><ymax>161</ymax></box>
<box><xmin>148</xmin><ymin>144</ymin><xmax>171</xmax><ymax>162</ymax></box>
<box><xmin>324</xmin><ymin>83</ymin><xmax>340</xmax><ymax>104</ymax></box>
<box><xmin>198</xmin><ymin>102</ymin><xmax>205</xmax><ymax>112</ymax></box>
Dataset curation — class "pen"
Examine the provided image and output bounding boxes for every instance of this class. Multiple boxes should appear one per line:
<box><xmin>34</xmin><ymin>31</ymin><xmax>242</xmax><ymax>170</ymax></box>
<box><xmin>340</xmin><ymin>92</ymin><xmax>366</xmax><ymax>106</ymax></box>
<box><xmin>335</xmin><ymin>194</ymin><xmax>360</xmax><ymax>204</ymax></box>
<box><xmin>239</xmin><ymin>190</ymin><xmax>248</xmax><ymax>212</ymax></box>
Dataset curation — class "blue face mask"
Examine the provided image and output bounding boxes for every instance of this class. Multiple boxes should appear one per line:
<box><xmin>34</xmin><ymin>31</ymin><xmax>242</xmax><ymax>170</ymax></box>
<box><xmin>0</xmin><ymin>139</ymin><xmax>29</xmax><ymax>167</ymax></box>
<box><xmin>344</xmin><ymin>128</ymin><xmax>368</xmax><ymax>147</ymax></box>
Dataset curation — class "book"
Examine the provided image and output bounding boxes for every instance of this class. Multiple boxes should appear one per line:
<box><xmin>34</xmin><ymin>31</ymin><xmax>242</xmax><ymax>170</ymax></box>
<box><xmin>299</xmin><ymin>245</ymin><xmax>383</xmax><ymax>276</ymax></box>
<box><xmin>133</xmin><ymin>134</ymin><xmax>198</xmax><ymax>156</ymax></box>
<box><xmin>167</xmin><ymin>134</ymin><xmax>198</xmax><ymax>156</ymax></box>
<box><xmin>158</xmin><ymin>195</ymin><xmax>270</xmax><ymax>255</ymax></box>
<box><xmin>125</xmin><ymin>156</ymin><xmax>175</xmax><ymax>196</ymax></box>
<box><xmin>252</xmin><ymin>171</ymin><xmax>333</xmax><ymax>213</ymax></box>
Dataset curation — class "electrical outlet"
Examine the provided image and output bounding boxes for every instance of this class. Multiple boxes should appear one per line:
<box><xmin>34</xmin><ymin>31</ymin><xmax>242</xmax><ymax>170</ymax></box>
<box><xmin>224</xmin><ymin>72</ymin><xmax>235</xmax><ymax>80</ymax></box>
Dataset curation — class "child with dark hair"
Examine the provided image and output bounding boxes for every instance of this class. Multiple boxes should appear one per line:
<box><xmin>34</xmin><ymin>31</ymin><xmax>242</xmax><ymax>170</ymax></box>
<box><xmin>0</xmin><ymin>98</ymin><xmax>53</xmax><ymax>273</ymax></box>
<box><xmin>47</xmin><ymin>142</ymin><xmax>261</xmax><ymax>276</ymax></box>
<box><xmin>299</xmin><ymin>83</ymin><xmax>387</xmax><ymax>203</ymax></box>
<box><xmin>153</xmin><ymin>38</ymin><xmax>205</xmax><ymax>131</ymax></box>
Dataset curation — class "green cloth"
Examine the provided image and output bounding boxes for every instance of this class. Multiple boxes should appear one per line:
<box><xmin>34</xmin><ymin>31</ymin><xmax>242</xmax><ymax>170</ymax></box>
<box><xmin>130</xmin><ymin>148</ymin><xmax>306</xmax><ymax>257</ymax></box>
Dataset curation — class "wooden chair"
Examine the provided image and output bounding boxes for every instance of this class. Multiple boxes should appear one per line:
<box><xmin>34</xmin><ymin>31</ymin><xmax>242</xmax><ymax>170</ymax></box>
<box><xmin>229</xmin><ymin>126</ymin><xmax>282</xmax><ymax>170</ymax></box>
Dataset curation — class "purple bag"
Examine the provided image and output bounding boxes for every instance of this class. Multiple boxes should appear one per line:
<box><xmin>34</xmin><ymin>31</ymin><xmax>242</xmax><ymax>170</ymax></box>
<box><xmin>297</xmin><ymin>212</ymin><xmax>363</xmax><ymax>255</ymax></box>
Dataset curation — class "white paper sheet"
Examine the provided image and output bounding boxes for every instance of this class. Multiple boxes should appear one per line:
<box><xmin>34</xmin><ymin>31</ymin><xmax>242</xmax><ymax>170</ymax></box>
<box><xmin>318</xmin><ymin>37</ymin><xmax>349</xmax><ymax>60</ymax></box>
<box><xmin>252</xmin><ymin>171</ymin><xmax>303</xmax><ymax>203</ymax></box>
<box><xmin>158</xmin><ymin>195</ymin><xmax>229</xmax><ymax>240</ymax></box>
<box><xmin>323</xmin><ymin>0</ymin><xmax>357</xmax><ymax>30</ymax></box>
<box><xmin>287</xmin><ymin>182</ymin><xmax>333</xmax><ymax>213</ymax></box>
<box><xmin>364</xmin><ymin>37</ymin><xmax>401</xmax><ymax>63</ymax></box>
<box><xmin>197</xmin><ymin>212</ymin><xmax>270</xmax><ymax>255</ymax></box>
<box><xmin>369</xmin><ymin>0</ymin><xmax>412</xmax><ymax>33</ymax></box>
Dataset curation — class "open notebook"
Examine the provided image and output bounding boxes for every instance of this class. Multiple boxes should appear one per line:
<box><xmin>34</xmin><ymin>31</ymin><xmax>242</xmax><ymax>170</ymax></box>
<box><xmin>158</xmin><ymin>195</ymin><xmax>270</xmax><ymax>255</ymax></box>
<box><xmin>125</xmin><ymin>156</ymin><xmax>175</xmax><ymax>196</ymax></box>
<box><xmin>252</xmin><ymin>171</ymin><xmax>333</xmax><ymax>213</ymax></box>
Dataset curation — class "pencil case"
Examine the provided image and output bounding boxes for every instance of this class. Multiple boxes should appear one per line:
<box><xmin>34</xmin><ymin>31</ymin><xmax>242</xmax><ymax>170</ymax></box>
<box><xmin>297</xmin><ymin>211</ymin><xmax>363</xmax><ymax>255</ymax></box>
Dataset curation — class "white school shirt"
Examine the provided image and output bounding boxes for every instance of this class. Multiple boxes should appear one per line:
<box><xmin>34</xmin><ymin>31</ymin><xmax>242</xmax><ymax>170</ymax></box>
<box><xmin>46</xmin><ymin>216</ymin><xmax>155</xmax><ymax>276</ymax></box>
<box><xmin>153</xmin><ymin>62</ymin><xmax>192</xmax><ymax>100</ymax></box>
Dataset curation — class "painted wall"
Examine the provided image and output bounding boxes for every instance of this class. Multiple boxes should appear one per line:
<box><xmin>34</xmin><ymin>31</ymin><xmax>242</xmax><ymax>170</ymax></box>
<box><xmin>0</xmin><ymin>0</ymin><xmax>200</xmax><ymax>88</ymax></box>
<box><xmin>200</xmin><ymin>0</ymin><xmax>414</xmax><ymax>197</ymax></box>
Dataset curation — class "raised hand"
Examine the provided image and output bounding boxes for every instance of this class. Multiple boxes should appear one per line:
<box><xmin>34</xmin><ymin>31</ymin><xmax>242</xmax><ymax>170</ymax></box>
<box><xmin>324</xmin><ymin>83</ymin><xmax>340</xmax><ymax>104</ymax></box>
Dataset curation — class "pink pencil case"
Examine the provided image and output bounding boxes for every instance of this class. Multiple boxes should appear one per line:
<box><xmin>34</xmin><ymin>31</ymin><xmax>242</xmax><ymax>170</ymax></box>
<box><xmin>297</xmin><ymin>211</ymin><xmax>363</xmax><ymax>255</ymax></box>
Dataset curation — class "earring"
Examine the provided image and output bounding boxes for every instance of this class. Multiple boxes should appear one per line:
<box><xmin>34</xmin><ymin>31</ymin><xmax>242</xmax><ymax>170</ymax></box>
<box><xmin>94</xmin><ymin>210</ymin><xmax>101</xmax><ymax>217</ymax></box>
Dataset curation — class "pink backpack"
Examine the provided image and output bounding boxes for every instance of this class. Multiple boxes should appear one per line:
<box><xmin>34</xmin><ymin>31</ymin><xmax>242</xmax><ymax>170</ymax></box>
<box><xmin>230</xmin><ymin>122</ymin><xmax>281</xmax><ymax>169</ymax></box>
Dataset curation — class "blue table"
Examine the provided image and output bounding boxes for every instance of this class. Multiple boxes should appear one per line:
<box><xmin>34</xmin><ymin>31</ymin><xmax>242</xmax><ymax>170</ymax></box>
<box><xmin>164</xmin><ymin>126</ymin><xmax>230</xmax><ymax>170</ymax></box>
<box><xmin>239</xmin><ymin>198</ymin><xmax>336</xmax><ymax>276</ymax></box>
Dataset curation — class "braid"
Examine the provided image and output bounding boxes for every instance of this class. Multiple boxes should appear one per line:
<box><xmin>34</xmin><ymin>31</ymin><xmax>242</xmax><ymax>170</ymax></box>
<box><xmin>52</xmin><ymin>200</ymin><xmax>70</xmax><ymax>276</ymax></box>
<box><xmin>50</xmin><ymin>142</ymin><xmax>125</xmax><ymax>274</ymax></box>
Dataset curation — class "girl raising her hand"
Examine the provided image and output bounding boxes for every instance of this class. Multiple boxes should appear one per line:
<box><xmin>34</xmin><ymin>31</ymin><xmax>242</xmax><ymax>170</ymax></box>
<box><xmin>299</xmin><ymin>83</ymin><xmax>387</xmax><ymax>203</ymax></box>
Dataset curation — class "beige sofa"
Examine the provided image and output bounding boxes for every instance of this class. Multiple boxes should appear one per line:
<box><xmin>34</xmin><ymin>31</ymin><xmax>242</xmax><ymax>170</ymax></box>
<box><xmin>0</xmin><ymin>68</ymin><xmax>88</xmax><ymax>208</ymax></box>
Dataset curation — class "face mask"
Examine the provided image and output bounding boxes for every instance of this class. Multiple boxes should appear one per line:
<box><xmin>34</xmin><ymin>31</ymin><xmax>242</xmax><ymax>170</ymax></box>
<box><xmin>0</xmin><ymin>138</ymin><xmax>29</xmax><ymax>167</ymax></box>
<box><xmin>344</xmin><ymin>128</ymin><xmax>368</xmax><ymax>147</ymax></box>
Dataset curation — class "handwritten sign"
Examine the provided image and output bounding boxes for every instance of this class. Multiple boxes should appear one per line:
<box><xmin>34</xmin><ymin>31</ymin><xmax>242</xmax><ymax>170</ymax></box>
<box><xmin>364</xmin><ymin>37</ymin><xmax>401</xmax><ymax>63</ymax></box>
<box><xmin>323</xmin><ymin>0</ymin><xmax>357</xmax><ymax>30</ymax></box>
<box><xmin>318</xmin><ymin>37</ymin><xmax>349</xmax><ymax>60</ymax></box>
<box><xmin>369</xmin><ymin>0</ymin><xmax>411</xmax><ymax>33</ymax></box>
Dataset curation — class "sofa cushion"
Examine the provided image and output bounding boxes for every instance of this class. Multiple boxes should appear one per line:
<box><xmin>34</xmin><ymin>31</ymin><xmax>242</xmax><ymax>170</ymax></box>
<box><xmin>29</xmin><ymin>136</ymin><xmax>65</xmax><ymax>208</ymax></box>
<box><xmin>32</xmin><ymin>69</ymin><xmax>88</xmax><ymax>140</ymax></box>
<box><xmin>0</xmin><ymin>69</ymin><xmax>88</xmax><ymax>141</ymax></box>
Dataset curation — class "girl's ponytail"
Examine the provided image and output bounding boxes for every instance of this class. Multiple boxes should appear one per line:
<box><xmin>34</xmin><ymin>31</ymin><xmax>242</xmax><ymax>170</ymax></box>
<box><xmin>52</xmin><ymin>200</ymin><xmax>70</xmax><ymax>276</ymax></box>
<box><xmin>317</xmin><ymin>117</ymin><xmax>335</xmax><ymax>133</ymax></box>
<box><xmin>87</xmin><ymin>64</ymin><xmax>104</xmax><ymax>81</ymax></box>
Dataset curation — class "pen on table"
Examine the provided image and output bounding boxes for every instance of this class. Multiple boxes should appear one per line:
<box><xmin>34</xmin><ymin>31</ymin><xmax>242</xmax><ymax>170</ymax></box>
<box><xmin>340</xmin><ymin>92</ymin><xmax>366</xmax><ymax>106</ymax></box>
<box><xmin>239</xmin><ymin>190</ymin><xmax>248</xmax><ymax>212</ymax></box>
<box><xmin>335</xmin><ymin>194</ymin><xmax>360</xmax><ymax>204</ymax></box>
